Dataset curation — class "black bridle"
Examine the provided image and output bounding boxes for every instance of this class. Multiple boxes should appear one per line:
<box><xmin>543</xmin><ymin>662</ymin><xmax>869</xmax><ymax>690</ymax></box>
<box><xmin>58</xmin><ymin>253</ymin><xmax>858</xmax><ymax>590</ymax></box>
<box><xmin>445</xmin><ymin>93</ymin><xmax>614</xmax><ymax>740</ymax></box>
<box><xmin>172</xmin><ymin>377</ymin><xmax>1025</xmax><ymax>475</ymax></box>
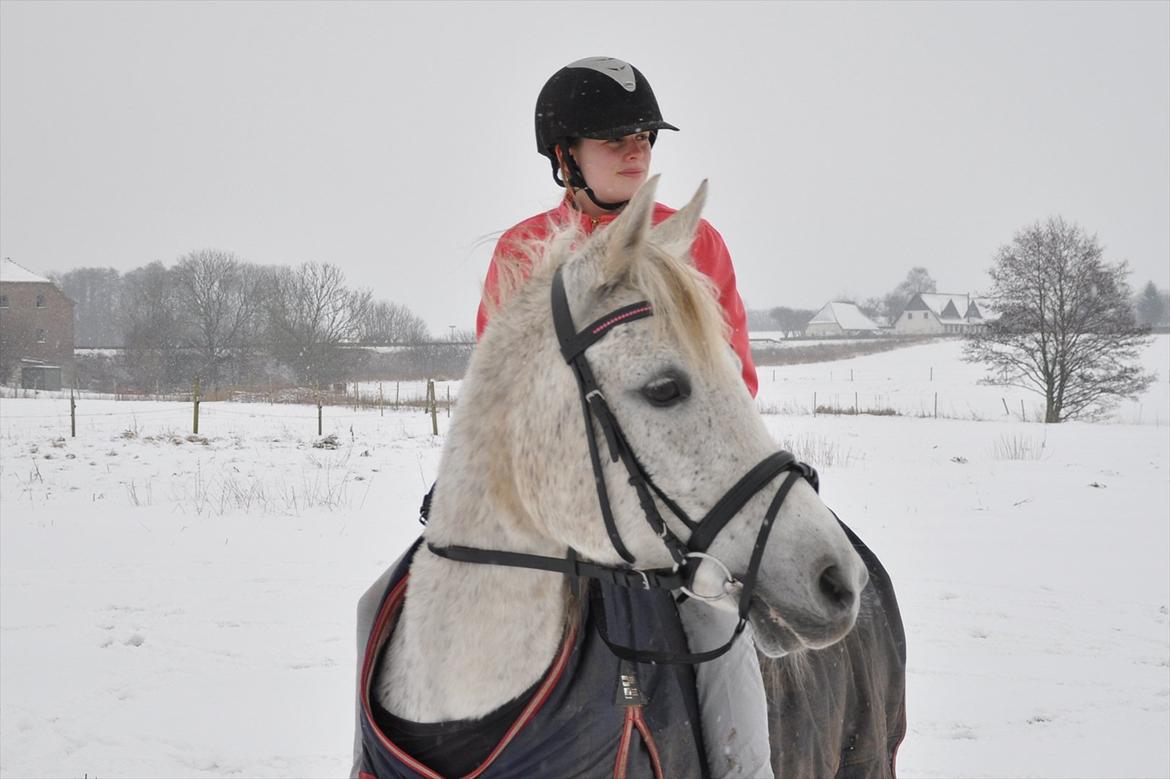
<box><xmin>428</xmin><ymin>265</ymin><xmax>819</xmax><ymax>664</ymax></box>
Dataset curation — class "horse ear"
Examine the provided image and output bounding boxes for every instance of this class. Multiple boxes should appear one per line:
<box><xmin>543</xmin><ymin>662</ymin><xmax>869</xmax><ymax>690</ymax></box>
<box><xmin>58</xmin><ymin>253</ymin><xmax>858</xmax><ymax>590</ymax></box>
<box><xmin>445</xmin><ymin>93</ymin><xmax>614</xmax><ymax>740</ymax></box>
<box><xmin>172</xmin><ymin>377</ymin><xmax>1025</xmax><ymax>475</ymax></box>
<box><xmin>603</xmin><ymin>174</ymin><xmax>660</xmax><ymax>281</ymax></box>
<box><xmin>650</xmin><ymin>179</ymin><xmax>708</xmax><ymax>261</ymax></box>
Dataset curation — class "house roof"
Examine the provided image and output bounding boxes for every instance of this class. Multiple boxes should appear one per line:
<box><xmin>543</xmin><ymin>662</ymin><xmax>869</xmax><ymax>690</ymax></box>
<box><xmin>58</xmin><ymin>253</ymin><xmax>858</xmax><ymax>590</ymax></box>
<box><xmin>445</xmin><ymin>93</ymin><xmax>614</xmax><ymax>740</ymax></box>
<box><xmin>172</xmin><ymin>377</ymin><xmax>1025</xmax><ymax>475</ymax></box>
<box><xmin>0</xmin><ymin>258</ymin><xmax>51</xmax><ymax>284</ymax></box>
<box><xmin>809</xmin><ymin>301</ymin><xmax>881</xmax><ymax>331</ymax></box>
<box><xmin>917</xmin><ymin>293</ymin><xmax>974</xmax><ymax>320</ymax></box>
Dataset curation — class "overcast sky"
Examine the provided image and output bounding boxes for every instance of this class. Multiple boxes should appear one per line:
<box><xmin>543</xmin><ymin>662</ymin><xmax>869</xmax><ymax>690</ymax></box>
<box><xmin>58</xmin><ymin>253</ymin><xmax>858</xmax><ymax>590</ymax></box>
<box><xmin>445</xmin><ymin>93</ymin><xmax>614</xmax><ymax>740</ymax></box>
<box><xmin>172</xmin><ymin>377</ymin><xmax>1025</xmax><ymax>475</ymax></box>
<box><xmin>2</xmin><ymin>1</ymin><xmax>1167</xmax><ymax>334</ymax></box>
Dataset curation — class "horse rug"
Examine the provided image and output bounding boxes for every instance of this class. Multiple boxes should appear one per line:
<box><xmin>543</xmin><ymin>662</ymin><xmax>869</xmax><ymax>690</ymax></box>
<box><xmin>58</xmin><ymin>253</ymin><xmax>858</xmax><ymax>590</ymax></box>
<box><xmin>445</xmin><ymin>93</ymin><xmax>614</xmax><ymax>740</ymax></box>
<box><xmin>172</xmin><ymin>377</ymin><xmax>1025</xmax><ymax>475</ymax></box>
<box><xmin>357</xmin><ymin>539</ymin><xmax>708</xmax><ymax>779</ymax></box>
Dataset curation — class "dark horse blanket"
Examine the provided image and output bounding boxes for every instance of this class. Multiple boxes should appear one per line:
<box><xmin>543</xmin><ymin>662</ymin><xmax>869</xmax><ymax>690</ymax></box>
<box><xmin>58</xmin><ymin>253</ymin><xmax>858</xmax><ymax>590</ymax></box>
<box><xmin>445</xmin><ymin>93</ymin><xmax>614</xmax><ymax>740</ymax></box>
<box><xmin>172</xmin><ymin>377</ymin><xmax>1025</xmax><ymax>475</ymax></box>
<box><xmin>354</xmin><ymin>527</ymin><xmax>906</xmax><ymax>778</ymax></box>
<box><xmin>762</xmin><ymin>523</ymin><xmax>907</xmax><ymax>778</ymax></box>
<box><xmin>356</xmin><ymin>539</ymin><xmax>707</xmax><ymax>779</ymax></box>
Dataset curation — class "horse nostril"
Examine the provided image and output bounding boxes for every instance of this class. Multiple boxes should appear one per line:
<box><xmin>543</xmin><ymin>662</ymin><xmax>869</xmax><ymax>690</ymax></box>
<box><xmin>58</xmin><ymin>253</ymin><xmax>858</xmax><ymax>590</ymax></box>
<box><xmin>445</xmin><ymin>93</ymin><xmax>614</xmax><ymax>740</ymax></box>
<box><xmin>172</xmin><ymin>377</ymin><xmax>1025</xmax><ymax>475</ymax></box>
<box><xmin>817</xmin><ymin>565</ymin><xmax>855</xmax><ymax>614</ymax></box>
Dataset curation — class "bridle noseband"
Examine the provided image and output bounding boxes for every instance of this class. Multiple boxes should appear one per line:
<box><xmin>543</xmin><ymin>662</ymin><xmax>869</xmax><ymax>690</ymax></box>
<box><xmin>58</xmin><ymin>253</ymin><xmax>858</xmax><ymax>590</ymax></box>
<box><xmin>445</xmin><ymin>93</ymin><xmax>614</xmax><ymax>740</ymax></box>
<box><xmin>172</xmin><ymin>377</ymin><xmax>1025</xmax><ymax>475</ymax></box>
<box><xmin>428</xmin><ymin>265</ymin><xmax>819</xmax><ymax>664</ymax></box>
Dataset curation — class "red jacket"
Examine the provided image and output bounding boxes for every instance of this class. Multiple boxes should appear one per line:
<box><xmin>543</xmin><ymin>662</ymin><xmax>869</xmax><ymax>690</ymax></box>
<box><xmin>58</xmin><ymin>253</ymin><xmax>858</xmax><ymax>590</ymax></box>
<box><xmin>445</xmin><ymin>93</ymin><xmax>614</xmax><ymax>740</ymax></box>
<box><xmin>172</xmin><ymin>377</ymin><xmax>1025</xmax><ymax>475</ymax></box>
<box><xmin>476</xmin><ymin>200</ymin><xmax>758</xmax><ymax>397</ymax></box>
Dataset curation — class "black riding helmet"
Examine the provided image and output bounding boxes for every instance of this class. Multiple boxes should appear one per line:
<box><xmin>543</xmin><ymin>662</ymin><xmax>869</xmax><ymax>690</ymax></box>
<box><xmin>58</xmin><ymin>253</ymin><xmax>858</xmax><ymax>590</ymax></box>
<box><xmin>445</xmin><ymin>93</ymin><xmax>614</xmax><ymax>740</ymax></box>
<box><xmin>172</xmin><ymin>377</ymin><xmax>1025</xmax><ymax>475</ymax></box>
<box><xmin>535</xmin><ymin>56</ymin><xmax>679</xmax><ymax>210</ymax></box>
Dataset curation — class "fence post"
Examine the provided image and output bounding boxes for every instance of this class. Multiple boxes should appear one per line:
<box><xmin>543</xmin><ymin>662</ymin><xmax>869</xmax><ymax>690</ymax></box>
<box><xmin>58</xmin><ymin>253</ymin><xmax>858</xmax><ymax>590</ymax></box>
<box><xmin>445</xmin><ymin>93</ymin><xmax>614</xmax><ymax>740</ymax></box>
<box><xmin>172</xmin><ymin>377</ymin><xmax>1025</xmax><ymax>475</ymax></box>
<box><xmin>1020</xmin><ymin>399</ymin><xmax>1026</xmax><ymax>422</ymax></box>
<box><xmin>934</xmin><ymin>392</ymin><xmax>938</xmax><ymax>419</ymax></box>
<box><xmin>1002</xmin><ymin>397</ymin><xmax>1010</xmax><ymax>416</ymax></box>
<box><xmin>192</xmin><ymin>376</ymin><xmax>201</xmax><ymax>434</ymax></box>
<box><xmin>854</xmin><ymin>391</ymin><xmax>859</xmax><ymax>415</ymax></box>
<box><xmin>427</xmin><ymin>379</ymin><xmax>439</xmax><ymax>436</ymax></box>
<box><xmin>379</xmin><ymin>382</ymin><xmax>384</xmax><ymax>417</ymax></box>
<box><xmin>930</xmin><ymin>366</ymin><xmax>933</xmax><ymax>382</ymax></box>
<box><xmin>851</xmin><ymin>369</ymin><xmax>854</xmax><ymax>382</ymax></box>
<box><xmin>395</xmin><ymin>382</ymin><xmax>400</xmax><ymax>410</ymax></box>
<box><xmin>813</xmin><ymin>391</ymin><xmax>816</xmax><ymax>417</ymax></box>
<box><xmin>447</xmin><ymin>385</ymin><xmax>451</xmax><ymax>418</ymax></box>
<box><xmin>70</xmin><ymin>388</ymin><xmax>76</xmax><ymax>438</ymax></box>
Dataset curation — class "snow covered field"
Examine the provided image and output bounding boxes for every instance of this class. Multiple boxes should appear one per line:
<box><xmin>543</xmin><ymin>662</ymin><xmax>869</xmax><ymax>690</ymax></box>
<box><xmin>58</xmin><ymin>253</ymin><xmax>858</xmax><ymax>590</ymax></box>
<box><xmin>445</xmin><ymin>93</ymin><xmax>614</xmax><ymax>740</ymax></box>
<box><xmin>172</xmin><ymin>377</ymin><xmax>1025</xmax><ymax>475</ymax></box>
<box><xmin>1</xmin><ymin>338</ymin><xmax>1167</xmax><ymax>778</ymax></box>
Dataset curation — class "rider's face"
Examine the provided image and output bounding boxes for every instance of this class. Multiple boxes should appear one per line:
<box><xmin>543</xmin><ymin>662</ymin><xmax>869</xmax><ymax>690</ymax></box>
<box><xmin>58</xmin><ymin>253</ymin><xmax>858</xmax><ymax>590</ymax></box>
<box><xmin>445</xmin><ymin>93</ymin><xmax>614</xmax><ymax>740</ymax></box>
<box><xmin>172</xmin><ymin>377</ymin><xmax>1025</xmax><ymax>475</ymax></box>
<box><xmin>569</xmin><ymin>132</ymin><xmax>653</xmax><ymax>213</ymax></box>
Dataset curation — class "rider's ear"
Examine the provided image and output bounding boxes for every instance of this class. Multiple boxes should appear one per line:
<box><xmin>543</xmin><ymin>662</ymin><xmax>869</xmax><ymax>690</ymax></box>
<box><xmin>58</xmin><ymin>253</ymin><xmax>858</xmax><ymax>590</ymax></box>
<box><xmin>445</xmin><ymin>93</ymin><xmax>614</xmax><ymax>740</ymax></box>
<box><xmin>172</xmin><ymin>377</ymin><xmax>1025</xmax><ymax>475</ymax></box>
<box><xmin>603</xmin><ymin>174</ymin><xmax>659</xmax><ymax>282</ymax></box>
<box><xmin>650</xmin><ymin>179</ymin><xmax>707</xmax><ymax>262</ymax></box>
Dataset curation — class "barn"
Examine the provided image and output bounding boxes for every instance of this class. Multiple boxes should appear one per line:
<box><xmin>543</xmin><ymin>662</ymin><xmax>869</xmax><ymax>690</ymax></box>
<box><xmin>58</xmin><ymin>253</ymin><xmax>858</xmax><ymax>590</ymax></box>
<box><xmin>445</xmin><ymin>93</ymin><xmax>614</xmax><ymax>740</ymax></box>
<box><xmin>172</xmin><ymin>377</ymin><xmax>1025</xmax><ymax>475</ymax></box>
<box><xmin>804</xmin><ymin>302</ymin><xmax>882</xmax><ymax>337</ymax></box>
<box><xmin>892</xmin><ymin>292</ymin><xmax>994</xmax><ymax>335</ymax></box>
<box><xmin>0</xmin><ymin>259</ymin><xmax>75</xmax><ymax>389</ymax></box>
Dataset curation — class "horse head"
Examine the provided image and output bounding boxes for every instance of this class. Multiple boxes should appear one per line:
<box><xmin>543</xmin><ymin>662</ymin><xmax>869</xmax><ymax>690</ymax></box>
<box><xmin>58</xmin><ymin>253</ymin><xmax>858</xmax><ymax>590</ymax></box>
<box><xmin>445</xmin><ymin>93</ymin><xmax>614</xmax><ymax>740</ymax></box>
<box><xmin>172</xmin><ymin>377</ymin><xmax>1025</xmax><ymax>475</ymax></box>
<box><xmin>448</xmin><ymin>175</ymin><xmax>868</xmax><ymax>658</ymax></box>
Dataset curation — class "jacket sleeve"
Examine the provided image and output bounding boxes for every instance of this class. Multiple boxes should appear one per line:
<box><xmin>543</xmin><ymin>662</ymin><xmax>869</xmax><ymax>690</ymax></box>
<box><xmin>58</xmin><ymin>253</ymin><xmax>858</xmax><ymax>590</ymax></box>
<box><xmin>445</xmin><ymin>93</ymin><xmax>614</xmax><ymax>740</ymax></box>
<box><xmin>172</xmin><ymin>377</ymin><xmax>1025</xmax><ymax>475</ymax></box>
<box><xmin>692</xmin><ymin>222</ymin><xmax>759</xmax><ymax>397</ymax></box>
<box><xmin>476</xmin><ymin>226</ymin><xmax>539</xmax><ymax>340</ymax></box>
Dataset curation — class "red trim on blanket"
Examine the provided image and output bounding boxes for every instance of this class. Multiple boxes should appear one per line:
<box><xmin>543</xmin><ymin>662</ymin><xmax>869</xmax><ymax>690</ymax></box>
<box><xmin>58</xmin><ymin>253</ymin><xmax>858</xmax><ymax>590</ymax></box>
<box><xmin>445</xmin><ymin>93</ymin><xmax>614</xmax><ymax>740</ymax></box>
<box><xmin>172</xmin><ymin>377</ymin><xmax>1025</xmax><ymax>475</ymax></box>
<box><xmin>613</xmin><ymin>706</ymin><xmax>635</xmax><ymax>779</ymax></box>
<box><xmin>631</xmin><ymin>706</ymin><xmax>664</xmax><ymax>779</ymax></box>
<box><xmin>463</xmin><ymin>617</ymin><xmax>578</xmax><ymax>779</ymax></box>
<box><xmin>360</xmin><ymin>571</ymin><xmax>581</xmax><ymax>779</ymax></box>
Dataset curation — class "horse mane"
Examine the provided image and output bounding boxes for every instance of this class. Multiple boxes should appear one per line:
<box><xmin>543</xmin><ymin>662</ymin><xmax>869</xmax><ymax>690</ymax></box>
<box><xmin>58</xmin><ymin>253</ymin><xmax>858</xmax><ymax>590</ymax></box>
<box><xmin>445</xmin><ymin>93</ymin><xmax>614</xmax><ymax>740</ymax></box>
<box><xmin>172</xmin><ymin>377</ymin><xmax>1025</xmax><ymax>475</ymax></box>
<box><xmin>483</xmin><ymin>216</ymin><xmax>731</xmax><ymax>376</ymax></box>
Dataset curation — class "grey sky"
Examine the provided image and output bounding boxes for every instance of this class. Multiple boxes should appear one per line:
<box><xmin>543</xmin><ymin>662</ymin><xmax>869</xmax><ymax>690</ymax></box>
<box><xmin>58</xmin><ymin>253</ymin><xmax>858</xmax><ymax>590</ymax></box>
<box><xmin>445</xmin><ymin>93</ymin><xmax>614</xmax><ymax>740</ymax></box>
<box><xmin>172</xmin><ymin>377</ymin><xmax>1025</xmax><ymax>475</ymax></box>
<box><xmin>2</xmin><ymin>1</ymin><xmax>1167</xmax><ymax>334</ymax></box>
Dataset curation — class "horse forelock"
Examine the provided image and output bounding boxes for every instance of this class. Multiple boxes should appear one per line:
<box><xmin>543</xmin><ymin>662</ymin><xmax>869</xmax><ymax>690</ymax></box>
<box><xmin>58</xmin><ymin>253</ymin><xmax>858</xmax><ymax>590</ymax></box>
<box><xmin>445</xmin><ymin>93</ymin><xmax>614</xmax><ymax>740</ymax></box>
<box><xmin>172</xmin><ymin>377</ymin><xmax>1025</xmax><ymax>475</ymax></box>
<box><xmin>486</xmin><ymin>218</ymin><xmax>730</xmax><ymax>383</ymax></box>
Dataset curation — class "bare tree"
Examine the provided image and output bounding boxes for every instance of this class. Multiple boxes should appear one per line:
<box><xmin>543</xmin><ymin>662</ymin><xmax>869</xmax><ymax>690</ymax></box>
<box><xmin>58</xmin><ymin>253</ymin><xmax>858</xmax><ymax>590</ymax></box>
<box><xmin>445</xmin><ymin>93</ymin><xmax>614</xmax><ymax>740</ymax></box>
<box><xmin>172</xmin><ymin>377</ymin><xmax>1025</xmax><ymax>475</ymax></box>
<box><xmin>119</xmin><ymin>261</ymin><xmax>186</xmax><ymax>391</ymax></box>
<box><xmin>768</xmin><ymin>306</ymin><xmax>816</xmax><ymax>337</ymax></box>
<box><xmin>173</xmin><ymin>249</ymin><xmax>262</xmax><ymax>390</ymax></box>
<box><xmin>264</xmin><ymin>262</ymin><xmax>371</xmax><ymax>385</ymax></box>
<box><xmin>359</xmin><ymin>300</ymin><xmax>429</xmax><ymax>344</ymax></box>
<box><xmin>963</xmin><ymin>217</ymin><xmax>1153</xmax><ymax>422</ymax></box>
<box><xmin>50</xmin><ymin>267</ymin><xmax>123</xmax><ymax>347</ymax></box>
<box><xmin>882</xmin><ymin>267</ymin><xmax>937</xmax><ymax>322</ymax></box>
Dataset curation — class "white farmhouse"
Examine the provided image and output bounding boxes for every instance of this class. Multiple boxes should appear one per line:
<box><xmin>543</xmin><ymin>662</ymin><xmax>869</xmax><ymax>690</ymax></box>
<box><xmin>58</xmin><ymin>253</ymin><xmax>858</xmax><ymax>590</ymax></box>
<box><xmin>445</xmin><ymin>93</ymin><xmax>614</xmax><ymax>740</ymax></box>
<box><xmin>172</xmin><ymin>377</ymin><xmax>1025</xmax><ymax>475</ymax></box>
<box><xmin>893</xmin><ymin>292</ymin><xmax>994</xmax><ymax>335</ymax></box>
<box><xmin>805</xmin><ymin>301</ymin><xmax>882</xmax><ymax>337</ymax></box>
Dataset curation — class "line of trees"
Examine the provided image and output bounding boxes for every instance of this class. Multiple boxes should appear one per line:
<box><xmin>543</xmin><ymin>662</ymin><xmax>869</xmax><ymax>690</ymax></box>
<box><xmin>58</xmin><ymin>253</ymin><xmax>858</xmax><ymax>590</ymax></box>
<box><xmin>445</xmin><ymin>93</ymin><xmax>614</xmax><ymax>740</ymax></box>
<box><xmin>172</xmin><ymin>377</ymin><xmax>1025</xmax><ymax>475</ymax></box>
<box><xmin>52</xmin><ymin>250</ymin><xmax>432</xmax><ymax>392</ymax></box>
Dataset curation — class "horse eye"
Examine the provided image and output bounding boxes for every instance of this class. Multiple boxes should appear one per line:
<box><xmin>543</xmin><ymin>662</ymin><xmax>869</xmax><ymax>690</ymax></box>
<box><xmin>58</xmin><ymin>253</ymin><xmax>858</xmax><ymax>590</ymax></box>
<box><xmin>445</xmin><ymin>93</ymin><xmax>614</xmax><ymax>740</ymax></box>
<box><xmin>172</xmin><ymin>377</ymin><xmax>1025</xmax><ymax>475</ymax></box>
<box><xmin>641</xmin><ymin>375</ymin><xmax>691</xmax><ymax>407</ymax></box>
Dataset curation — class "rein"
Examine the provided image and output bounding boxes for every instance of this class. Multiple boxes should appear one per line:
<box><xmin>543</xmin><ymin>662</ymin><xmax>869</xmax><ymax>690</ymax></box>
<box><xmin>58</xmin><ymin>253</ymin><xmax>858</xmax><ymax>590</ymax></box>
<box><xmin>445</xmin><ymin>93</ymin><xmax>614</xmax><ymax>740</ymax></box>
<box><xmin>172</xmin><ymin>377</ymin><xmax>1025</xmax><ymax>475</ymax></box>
<box><xmin>428</xmin><ymin>265</ymin><xmax>818</xmax><ymax>664</ymax></box>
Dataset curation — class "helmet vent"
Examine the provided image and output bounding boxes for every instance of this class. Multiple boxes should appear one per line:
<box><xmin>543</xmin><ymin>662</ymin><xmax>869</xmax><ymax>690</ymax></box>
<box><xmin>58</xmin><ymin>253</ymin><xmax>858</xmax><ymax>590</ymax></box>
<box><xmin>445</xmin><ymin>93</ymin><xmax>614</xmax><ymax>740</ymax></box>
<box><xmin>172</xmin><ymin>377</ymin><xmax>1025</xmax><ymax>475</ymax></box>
<box><xmin>568</xmin><ymin>56</ymin><xmax>637</xmax><ymax>92</ymax></box>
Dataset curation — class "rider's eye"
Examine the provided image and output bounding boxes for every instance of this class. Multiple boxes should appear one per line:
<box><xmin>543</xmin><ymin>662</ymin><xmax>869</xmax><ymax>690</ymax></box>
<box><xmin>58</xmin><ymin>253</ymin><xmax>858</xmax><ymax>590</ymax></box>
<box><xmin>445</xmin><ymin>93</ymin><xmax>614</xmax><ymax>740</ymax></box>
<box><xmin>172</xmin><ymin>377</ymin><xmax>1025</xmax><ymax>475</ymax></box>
<box><xmin>641</xmin><ymin>375</ymin><xmax>691</xmax><ymax>407</ymax></box>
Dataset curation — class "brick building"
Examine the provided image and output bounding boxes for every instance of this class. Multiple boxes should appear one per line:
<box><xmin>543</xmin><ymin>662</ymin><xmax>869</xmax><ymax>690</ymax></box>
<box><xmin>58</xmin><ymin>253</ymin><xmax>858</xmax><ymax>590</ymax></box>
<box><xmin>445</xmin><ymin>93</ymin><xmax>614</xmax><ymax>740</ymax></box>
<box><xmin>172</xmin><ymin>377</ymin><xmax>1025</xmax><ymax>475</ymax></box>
<box><xmin>0</xmin><ymin>259</ymin><xmax>75</xmax><ymax>389</ymax></box>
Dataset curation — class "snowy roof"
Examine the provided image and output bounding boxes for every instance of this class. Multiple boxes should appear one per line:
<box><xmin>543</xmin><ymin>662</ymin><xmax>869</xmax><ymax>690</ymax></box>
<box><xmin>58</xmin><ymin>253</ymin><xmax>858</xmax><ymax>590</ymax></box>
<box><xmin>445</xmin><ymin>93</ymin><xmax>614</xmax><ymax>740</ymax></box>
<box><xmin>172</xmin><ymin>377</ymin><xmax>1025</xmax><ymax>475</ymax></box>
<box><xmin>809</xmin><ymin>301</ymin><xmax>881</xmax><ymax>331</ymax></box>
<box><xmin>0</xmin><ymin>258</ymin><xmax>51</xmax><ymax>284</ymax></box>
<box><xmin>916</xmin><ymin>293</ymin><xmax>976</xmax><ymax>320</ymax></box>
<box><xmin>971</xmin><ymin>297</ymin><xmax>999</xmax><ymax>321</ymax></box>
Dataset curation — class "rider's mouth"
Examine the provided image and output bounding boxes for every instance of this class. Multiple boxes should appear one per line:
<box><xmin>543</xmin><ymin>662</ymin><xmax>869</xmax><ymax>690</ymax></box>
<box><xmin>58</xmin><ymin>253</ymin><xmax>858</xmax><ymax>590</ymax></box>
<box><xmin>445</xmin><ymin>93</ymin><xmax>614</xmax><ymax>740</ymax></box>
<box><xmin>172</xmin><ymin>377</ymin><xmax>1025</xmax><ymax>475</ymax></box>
<box><xmin>747</xmin><ymin>596</ymin><xmax>804</xmax><ymax>657</ymax></box>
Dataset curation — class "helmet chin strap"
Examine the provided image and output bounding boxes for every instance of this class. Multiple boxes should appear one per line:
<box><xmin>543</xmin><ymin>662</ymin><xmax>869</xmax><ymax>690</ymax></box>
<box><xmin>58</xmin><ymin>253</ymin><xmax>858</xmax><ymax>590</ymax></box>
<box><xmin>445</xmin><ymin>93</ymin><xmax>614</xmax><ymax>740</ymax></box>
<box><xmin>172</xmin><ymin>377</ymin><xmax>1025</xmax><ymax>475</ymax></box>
<box><xmin>561</xmin><ymin>145</ymin><xmax>629</xmax><ymax>212</ymax></box>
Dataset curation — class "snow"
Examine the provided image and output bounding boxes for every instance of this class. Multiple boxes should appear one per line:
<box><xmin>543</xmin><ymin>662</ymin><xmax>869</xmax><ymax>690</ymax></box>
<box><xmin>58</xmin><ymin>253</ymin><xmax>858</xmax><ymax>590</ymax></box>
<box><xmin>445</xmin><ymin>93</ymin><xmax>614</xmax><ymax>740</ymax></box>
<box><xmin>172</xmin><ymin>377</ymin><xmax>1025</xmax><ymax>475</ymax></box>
<box><xmin>809</xmin><ymin>301</ymin><xmax>882</xmax><ymax>331</ymax></box>
<box><xmin>0</xmin><ymin>259</ymin><xmax>51</xmax><ymax>284</ymax></box>
<box><xmin>1</xmin><ymin>338</ymin><xmax>1167</xmax><ymax>777</ymax></box>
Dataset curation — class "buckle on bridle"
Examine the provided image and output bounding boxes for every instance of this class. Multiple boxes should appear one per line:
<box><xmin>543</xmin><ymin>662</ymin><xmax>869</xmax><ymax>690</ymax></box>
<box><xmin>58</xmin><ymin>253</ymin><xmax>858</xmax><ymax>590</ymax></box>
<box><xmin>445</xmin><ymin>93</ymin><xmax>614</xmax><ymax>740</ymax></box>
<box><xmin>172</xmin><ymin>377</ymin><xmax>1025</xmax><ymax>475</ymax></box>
<box><xmin>678</xmin><ymin>551</ymin><xmax>738</xmax><ymax>603</ymax></box>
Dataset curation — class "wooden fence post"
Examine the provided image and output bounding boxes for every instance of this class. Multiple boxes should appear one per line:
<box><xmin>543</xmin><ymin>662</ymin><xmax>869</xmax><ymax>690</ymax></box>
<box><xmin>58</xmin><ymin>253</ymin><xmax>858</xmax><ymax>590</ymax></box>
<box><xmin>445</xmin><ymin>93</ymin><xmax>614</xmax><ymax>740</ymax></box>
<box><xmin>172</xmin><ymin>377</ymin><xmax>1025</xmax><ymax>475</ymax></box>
<box><xmin>934</xmin><ymin>392</ymin><xmax>938</xmax><ymax>419</ymax></box>
<box><xmin>192</xmin><ymin>376</ymin><xmax>201</xmax><ymax>434</ymax></box>
<box><xmin>395</xmin><ymin>382</ymin><xmax>400</xmax><ymax>410</ymax></box>
<box><xmin>854</xmin><ymin>391</ymin><xmax>859</xmax><ymax>415</ymax></box>
<box><xmin>1020</xmin><ymin>399</ymin><xmax>1026</xmax><ymax>422</ymax></box>
<box><xmin>427</xmin><ymin>379</ymin><xmax>439</xmax><ymax>436</ymax></box>
<box><xmin>813</xmin><ymin>391</ymin><xmax>817</xmax><ymax>417</ymax></box>
<box><xmin>447</xmin><ymin>385</ymin><xmax>451</xmax><ymax>418</ymax></box>
<box><xmin>70</xmin><ymin>388</ymin><xmax>76</xmax><ymax>438</ymax></box>
<box><xmin>1002</xmin><ymin>397</ymin><xmax>1010</xmax><ymax>416</ymax></box>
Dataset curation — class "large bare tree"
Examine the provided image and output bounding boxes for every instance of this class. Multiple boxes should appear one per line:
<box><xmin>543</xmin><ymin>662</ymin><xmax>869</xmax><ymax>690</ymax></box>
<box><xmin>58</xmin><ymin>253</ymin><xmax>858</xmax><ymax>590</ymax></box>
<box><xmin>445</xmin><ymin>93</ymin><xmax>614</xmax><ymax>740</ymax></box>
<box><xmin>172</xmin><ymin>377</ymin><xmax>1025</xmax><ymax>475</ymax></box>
<box><xmin>264</xmin><ymin>262</ymin><xmax>371</xmax><ymax>385</ymax></box>
<box><xmin>963</xmin><ymin>217</ymin><xmax>1153</xmax><ymax>422</ymax></box>
<box><xmin>173</xmin><ymin>249</ymin><xmax>262</xmax><ymax>389</ymax></box>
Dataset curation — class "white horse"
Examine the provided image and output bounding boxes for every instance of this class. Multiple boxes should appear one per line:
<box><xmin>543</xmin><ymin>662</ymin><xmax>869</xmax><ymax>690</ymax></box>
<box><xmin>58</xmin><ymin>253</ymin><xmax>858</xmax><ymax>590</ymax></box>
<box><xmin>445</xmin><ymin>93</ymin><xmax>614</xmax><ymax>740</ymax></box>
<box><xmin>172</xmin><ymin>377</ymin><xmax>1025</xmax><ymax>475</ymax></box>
<box><xmin>357</xmin><ymin>177</ymin><xmax>871</xmax><ymax>778</ymax></box>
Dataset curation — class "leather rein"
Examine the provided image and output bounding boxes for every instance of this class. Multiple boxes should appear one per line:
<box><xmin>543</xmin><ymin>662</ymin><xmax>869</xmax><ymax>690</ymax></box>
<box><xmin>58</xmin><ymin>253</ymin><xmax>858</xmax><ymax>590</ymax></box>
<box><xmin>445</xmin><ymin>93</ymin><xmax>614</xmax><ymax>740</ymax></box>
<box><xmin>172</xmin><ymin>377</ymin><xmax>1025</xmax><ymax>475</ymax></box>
<box><xmin>427</xmin><ymin>265</ymin><xmax>818</xmax><ymax>664</ymax></box>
